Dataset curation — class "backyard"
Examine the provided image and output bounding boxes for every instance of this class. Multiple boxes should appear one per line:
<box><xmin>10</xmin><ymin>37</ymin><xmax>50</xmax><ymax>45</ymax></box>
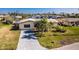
<box><xmin>0</xmin><ymin>23</ymin><xmax>20</xmax><ymax>50</ymax></box>
<box><xmin>37</xmin><ymin>26</ymin><xmax>79</xmax><ymax>49</ymax></box>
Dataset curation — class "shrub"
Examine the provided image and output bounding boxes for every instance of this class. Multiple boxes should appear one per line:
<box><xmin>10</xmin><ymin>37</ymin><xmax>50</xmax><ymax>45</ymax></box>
<box><xmin>55</xmin><ymin>26</ymin><xmax>66</xmax><ymax>33</ymax></box>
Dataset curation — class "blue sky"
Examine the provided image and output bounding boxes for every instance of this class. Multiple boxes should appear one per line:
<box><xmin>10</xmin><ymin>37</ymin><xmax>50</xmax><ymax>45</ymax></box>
<box><xmin>0</xmin><ymin>8</ymin><xmax>79</xmax><ymax>14</ymax></box>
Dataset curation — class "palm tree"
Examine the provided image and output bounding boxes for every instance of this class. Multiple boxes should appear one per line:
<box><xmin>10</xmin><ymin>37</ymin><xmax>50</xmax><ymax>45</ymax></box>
<box><xmin>47</xmin><ymin>22</ymin><xmax>53</xmax><ymax>31</ymax></box>
<box><xmin>35</xmin><ymin>18</ymin><xmax>48</xmax><ymax>36</ymax></box>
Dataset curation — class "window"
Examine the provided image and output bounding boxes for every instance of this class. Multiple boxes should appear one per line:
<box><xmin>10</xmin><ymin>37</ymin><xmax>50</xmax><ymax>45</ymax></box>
<box><xmin>24</xmin><ymin>24</ymin><xmax>30</xmax><ymax>28</ymax></box>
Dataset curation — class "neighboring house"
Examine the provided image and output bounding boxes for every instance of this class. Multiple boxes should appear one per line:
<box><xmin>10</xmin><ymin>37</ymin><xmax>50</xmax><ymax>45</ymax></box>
<box><xmin>48</xmin><ymin>15</ymin><xmax>64</xmax><ymax>19</ymax></box>
<box><xmin>0</xmin><ymin>14</ymin><xmax>12</xmax><ymax>24</ymax></box>
<box><xmin>0</xmin><ymin>15</ymin><xmax>6</xmax><ymax>20</ymax></box>
<box><xmin>58</xmin><ymin>18</ymin><xmax>79</xmax><ymax>26</ymax></box>
<box><xmin>48</xmin><ymin>19</ymin><xmax>58</xmax><ymax>26</ymax></box>
<box><xmin>12</xmin><ymin>15</ymin><xmax>22</xmax><ymax>20</ymax></box>
<box><xmin>2</xmin><ymin>19</ymin><xmax>12</xmax><ymax>24</ymax></box>
<box><xmin>32</xmin><ymin>15</ymin><xmax>44</xmax><ymax>19</ymax></box>
<box><xmin>0</xmin><ymin>15</ymin><xmax>5</xmax><ymax>18</ymax></box>
<box><xmin>0</xmin><ymin>14</ymin><xmax>10</xmax><ymax>20</ymax></box>
<box><xmin>0</xmin><ymin>14</ymin><xmax>10</xmax><ymax>18</ymax></box>
<box><xmin>13</xmin><ymin>18</ymin><xmax>58</xmax><ymax>30</ymax></box>
<box><xmin>15</xmin><ymin>16</ymin><xmax>22</xmax><ymax>19</ymax></box>
<box><xmin>65</xmin><ymin>18</ymin><xmax>79</xmax><ymax>26</ymax></box>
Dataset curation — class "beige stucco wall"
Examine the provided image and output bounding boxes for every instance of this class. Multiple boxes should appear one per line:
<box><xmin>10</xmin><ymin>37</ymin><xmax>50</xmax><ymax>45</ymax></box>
<box><xmin>19</xmin><ymin>21</ymin><xmax>34</xmax><ymax>30</ymax></box>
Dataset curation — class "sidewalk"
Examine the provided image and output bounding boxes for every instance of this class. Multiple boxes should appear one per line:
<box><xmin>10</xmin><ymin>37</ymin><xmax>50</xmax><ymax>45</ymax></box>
<box><xmin>54</xmin><ymin>42</ymin><xmax>79</xmax><ymax>50</ymax></box>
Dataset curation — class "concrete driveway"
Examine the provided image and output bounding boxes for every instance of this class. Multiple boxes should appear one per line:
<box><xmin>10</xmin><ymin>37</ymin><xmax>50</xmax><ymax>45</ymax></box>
<box><xmin>16</xmin><ymin>30</ymin><xmax>46</xmax><ymax>50</ymax></box>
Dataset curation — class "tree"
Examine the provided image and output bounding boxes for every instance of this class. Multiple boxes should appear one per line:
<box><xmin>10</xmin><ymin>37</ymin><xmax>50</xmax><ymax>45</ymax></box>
<box><xmin>60</xmin><ymin>12</ymin><xmax>65</xmax><ymax>16</ymax></box>
<box><xmin>54</xmin><ymin>26</ymin><xmax>66</xmax><ymax>33</ymax></box>
<box><xmin>75</xmin><ymin>13</ymin><xmax>79</xmax><ymax>18</ymax></box>
<box><xmin>47</xmin><ymin>22</ymin><xmax>53</xmax><ymax>31</ymax></box>
<box><xmin>66</xmin><ymin>13</ymin><xmax>70</xmax><ymax>18</ymax></box>
<box><xmin>35</xmin><ymin>18</ymin><xmax>48</xmax><ymax>36</ymax></box>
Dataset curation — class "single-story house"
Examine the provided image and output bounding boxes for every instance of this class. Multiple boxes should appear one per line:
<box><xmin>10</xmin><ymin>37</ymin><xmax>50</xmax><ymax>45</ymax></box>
<box><xmin>12</xmin><ymin>15</ymin><xmax>22</xmax><ymax>20</ymax></box>
<box><xmin>15</xmin><ymin>16</ymin><xmax>22</xmax><ymax>19</ymax></box>
<box><xmin>13</xmin><ymin>18</ymin><xmax>58</xmax><ymax>30</ymax></box>
<box><xmin>0</xmin><ymin>14</ymin><xmax>9</xmax><ymax>20</ymax></box>
<box><xmin>32</xmin><ymin>15</ymin><xmax>44</xmax><ymax>19</ymax></box>
<box><xmin>58</xmin><ymin>18</ymin><xmax>79</xmax><ymax>26</ymax></box>
<box><xmin>48</xmin><ymin>15</ymin><xmax>64</xmax><ymax>19</ymax></box>
<box><xmin>65</xmin><ymin>18</ymin><xmax>79</xmax><ymax>26</ymax></box>
<box><xmin>19</xmin><ymin>18</ymin><xmax>36</xmax><ymax>30</ymax></box>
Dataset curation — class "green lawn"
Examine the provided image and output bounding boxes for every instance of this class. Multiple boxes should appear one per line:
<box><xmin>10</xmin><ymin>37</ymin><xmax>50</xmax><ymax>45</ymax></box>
<box><xmin>0</xmin><ymin>24</ymin><xmax>20</xmax><ymax>50</ymax></box>
<box><xmin>37</xmin><ymin>26</ymin><xmax>79</xmax><ymax>49</ymax></box>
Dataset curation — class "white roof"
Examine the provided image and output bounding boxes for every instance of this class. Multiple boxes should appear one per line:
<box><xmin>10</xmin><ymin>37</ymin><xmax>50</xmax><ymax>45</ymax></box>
<box><xmin>0</xmin><ymin>15</ymin><xmax>6</xmax><ymax>18</ymax></box>
<box><xmin>19</xmin><ymin>18</ymin><xmax>35</xmax><ymax>23</ymax></box>
<box><xmin>0</xmin><ymin>15</ymin><xmax>10</xmax><ymax>18</ymax></box>
<box><xmin>18</xmin><ymin>18</ymin><xmax>58</xmax><ymax>23</ymax></box>
<box><xmin>15</xmin><ymin>16</ymin><xmax>22</xmax><ymax>18</ymax></box>
<box><xmin>48</xmin><ymin>19</ymin><xmax>58</xmax><ymax>22</ymax></box>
